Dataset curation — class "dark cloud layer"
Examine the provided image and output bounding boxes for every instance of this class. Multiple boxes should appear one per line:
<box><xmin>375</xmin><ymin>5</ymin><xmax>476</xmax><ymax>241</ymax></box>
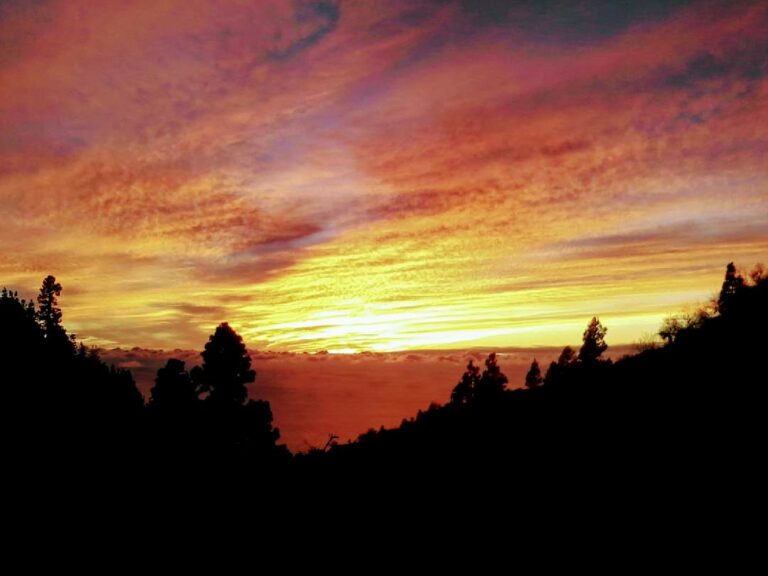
<box><xmin>457</xmin><ymin>0</ymin><xmax>695</xmax><ymax>38</ymax></box>
<box><xmin>269</xmin><ymin>0</ymin><xmax>342</xmax><ymax>60</ymax></box>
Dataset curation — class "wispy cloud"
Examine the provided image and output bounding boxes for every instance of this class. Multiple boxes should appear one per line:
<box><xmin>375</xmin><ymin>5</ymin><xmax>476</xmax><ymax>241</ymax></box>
<box><xmin>1</xmin><ymin>0</ymin><xmax>766</xmax><ymax>350</ymax></box>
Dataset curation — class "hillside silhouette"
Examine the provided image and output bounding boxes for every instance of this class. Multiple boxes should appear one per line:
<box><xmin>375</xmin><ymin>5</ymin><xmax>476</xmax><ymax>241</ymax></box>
<box><xmin>2</xmin><ymin>263</ymin><xmax>766</xmax><ymax>496</ymax></box>
<box><xmin>295</xmin><ymin>263</ymin><xmax>766</xmax><ymax>500</ymax></box>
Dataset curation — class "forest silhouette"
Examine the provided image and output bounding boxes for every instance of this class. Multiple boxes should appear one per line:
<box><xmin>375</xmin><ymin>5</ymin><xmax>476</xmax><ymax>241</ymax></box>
<box><xmin>2</xmin><ymin>263</ymin><xmax>766</xmax><ymax>494</ymax></box>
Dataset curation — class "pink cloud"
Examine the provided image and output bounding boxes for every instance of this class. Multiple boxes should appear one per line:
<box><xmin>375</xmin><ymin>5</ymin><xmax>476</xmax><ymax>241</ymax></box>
<box><xmin>0</xmin><ymin>0</ymin><xmax>766</xmax><ymax>353</ymax></box>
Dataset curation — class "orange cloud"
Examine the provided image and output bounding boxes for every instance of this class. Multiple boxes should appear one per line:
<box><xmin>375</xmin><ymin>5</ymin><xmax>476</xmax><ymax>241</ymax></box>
<box><xmin>1</xmin><ymin>0</ymin><xmax>766</xmax><ymax>351</ymax></box>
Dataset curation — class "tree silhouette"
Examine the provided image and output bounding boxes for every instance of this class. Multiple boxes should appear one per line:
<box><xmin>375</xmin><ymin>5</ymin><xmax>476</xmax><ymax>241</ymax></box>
<box><xmin>718</xmin><ymin>262</ymin><xmax>744</xmax><ymax>315</ymax></box>
<box><xmin>578</xmin><ymin>317</ymin><xmax>607</xmax><ymax>363</ymax></box>
<box><xmin>476</xmin><ymin>352</ymin><xmax>508</xmax><ymax>400</ymax></box>
<box><xmin>525</xmin><ymin>359</ymin><xmax>543</xmax><ymax>389</ymax></box>
<box><xmin>1</xmin><ymin>288</ymin><xmax>44</xmax><ymax>394</ymax></box>
<box><xmin>150</xmin><ymin>359</ymin><xmax>198</xmax><ymax>411</ymax></box>
<box><xmin>749</xmin><ymin>263</ymin><xmax>765</xmax><ymax>285</ymax></box>
<box><xmin>37</xmin><ymin>275</ymin><xmax>63</xmax><ymax>336</ymax></box>
<box><xmin>188</xmin><ymin>322</ymin><xmax>287</xmax><ymax>460</ymax></box>
<box><xmin>659</xmin><ymin>316</ymin><xmax>682</xmax><ymax>344</ymax></box>
<box><xmin>544</xmin><ymin>345</ymin><xmax>577</xmax><ymax>385</ymax></box>
<box><xmin>557</xmin><ymin>346</ymin><xmax>576</xmax><ymax>366</ymax></box>
<box><xmin>451</xmin><ymin>360</ymin><xmax>480</xmax><ymax>404</ymax></box>
<box><xmin>36</xmin><ymin>275</ymin><xmax>74</xmax><ymax>358</ymax></box>
<box><xmin>147</xmin><ymin>358</ymin><xmax>201</xmax><ymax>460</ymax></box>
<box><xmin>242</xmin><ymin>399</ymin><xmax>281</xmax><ymax>453</ymax></box>
<box><xmin>197</xmin><ymin>322</ymin><xmax>255</xmax><ymax>406</ymax></box>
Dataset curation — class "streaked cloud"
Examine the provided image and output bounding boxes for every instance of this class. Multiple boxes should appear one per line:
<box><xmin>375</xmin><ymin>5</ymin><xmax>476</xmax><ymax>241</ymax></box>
<box><xmin>1</xmin><ymin>0</ymin><xmax>766</xmax><ymax>351</ymax></box>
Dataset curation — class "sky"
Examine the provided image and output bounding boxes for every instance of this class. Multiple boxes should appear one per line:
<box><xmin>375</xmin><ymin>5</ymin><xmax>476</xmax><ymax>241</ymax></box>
<box><xmin>1</xmin><ymin>0</ymin><xmax>767</xmax><ymax>353</ymax></box>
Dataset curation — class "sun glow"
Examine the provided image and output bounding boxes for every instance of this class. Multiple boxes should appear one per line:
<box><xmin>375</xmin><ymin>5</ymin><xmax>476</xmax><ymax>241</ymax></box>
<box><xmin>1</xmin><ymin>0</ymin><xmax>766</xmax><ymax>351</ymax></box>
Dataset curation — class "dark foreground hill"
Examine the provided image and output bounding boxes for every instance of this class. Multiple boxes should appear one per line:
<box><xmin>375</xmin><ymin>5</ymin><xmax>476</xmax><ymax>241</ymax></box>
<box><xmin>2</xmin><ymin>264</ymin><xmax>766</xmax><ymax>508</ymax></box>
<box><xmin>298</xmin><ymin>263</ymin><xmax>767</xmax><ymax>502</ymax></box>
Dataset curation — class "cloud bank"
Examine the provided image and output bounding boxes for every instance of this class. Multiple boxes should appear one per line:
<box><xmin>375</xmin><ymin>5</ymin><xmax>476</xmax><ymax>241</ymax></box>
<box><xmin>101</xmin><ymin>345</ymin><xmax>633</xmax><ymax>452</ymax></box>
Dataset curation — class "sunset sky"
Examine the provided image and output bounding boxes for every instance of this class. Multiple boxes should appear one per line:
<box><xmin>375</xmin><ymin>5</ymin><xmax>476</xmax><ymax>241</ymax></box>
<box><xmin>2</xmin><ymin>0</ymin><xmax>767</xmax><ymax>352</ymax></box>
